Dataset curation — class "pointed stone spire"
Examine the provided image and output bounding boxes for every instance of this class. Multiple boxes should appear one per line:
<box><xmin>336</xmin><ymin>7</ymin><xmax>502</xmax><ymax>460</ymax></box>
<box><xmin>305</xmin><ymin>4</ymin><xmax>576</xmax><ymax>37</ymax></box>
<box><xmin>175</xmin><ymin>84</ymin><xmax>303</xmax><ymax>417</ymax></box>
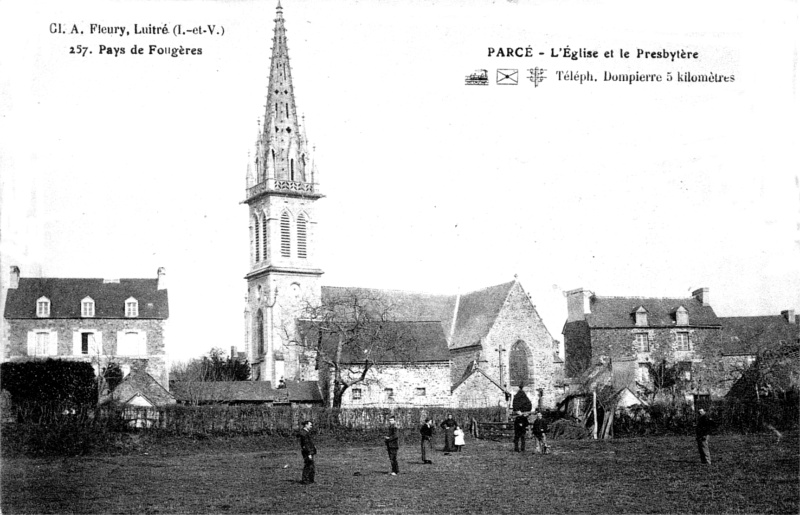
<box><xmin>258</xmin><ymin>0</ymin><xmax>308</xmax><ymax>184</ymax></box>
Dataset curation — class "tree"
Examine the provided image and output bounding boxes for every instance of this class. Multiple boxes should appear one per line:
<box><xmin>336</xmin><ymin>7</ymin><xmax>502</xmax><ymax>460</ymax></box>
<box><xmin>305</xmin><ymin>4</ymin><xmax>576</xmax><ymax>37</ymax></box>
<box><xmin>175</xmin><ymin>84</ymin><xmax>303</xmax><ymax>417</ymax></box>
<box><xmin>292</xmin><ymin>290</ymin><xmax>421</xmax><ymax>408</ymax></box>
<box><xmin>102</xmin><ymin>363</ymin><xmax>125</xmax><ymax>393</ymax></box>
<box><xmin>170</xmin><ymin>348</ymin><xmax>250</xmax><ymax>383</ymax></box>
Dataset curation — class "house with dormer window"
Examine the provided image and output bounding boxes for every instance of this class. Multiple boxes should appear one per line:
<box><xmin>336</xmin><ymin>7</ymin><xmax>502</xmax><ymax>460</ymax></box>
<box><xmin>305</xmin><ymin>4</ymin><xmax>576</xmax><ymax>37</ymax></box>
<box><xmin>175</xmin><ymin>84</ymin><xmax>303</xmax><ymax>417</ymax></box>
<box><xmin>3</xmin><ymin>266</ymin><xmax>172</xmax><ymax>401</ymax></box>
<box><xmin>562</xmin><ymin>287</ymin><xmax>730</xmax><ymax>398</ymax></box>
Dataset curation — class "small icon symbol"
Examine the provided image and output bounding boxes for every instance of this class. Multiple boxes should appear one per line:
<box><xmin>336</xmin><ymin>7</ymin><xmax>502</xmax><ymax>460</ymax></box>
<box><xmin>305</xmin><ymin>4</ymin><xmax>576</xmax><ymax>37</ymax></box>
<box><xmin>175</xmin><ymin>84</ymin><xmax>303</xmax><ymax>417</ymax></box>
<box><xmin>527</xmin><ymin>67</ymin><xmax>546</xmax><ymax>87</ymax></box>
<box><xmin>465</xmin><ymin>69</ymin><xmax>489</xmax><ymax>86</ymax></box>
<box><xmin>496</xmin><ymin>69</ymin><xmax>518</xmax><ymax>85</ymax></box>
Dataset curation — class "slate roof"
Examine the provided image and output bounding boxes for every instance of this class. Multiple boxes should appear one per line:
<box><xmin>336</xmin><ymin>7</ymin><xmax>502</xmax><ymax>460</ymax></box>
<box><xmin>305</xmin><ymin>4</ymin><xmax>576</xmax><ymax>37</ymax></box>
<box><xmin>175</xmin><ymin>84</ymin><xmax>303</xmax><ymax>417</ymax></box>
<box><xmin>320</xmin><ymin>281</ymin><xmax>518</xmax><ymax>352</ymax></box>
<box><xmin>451</xmin><ymin>367</ymin><xmax>510</xmax><ymax>394</ymax></box>
<box><xmin>301</xmin><ymin>320</ymin><xmax>450</xmax><ymax>363</ymax></box>
<box><xmin>718</xmin><ymin>315</ymin><xmax>800</xmax><ymax>356</ymax></box>
<box><xmin>171</xmin><ymin>381</ymin><xmax>286</xmax><ymax>403</ymax></box>
<box><xmin>4</xmin><ymin>278</ymin><xmax>168</xmax><ymax>319</ymax></box>
<box><xmin>170</xmin><ymin>380</ymin><xmax>322</xmax><ymax>404</ymax></box>
<box><xmin>585</xmin><ymin>296</ymin><xmax>720</xmax><ymax>328</ymax></box>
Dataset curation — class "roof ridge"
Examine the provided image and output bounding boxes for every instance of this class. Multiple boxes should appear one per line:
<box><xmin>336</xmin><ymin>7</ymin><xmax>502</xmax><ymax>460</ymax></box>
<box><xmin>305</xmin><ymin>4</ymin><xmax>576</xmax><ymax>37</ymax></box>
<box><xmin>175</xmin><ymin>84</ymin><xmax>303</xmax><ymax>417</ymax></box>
<box><xmin>322</xmin><ymin>285</ymin><xmax>454</xmax><ymax>297</ymax></box>
<box><xmin>594</xmin><ymin>295</ymin><xmax>694</xmax><ymax>301</ymax></box>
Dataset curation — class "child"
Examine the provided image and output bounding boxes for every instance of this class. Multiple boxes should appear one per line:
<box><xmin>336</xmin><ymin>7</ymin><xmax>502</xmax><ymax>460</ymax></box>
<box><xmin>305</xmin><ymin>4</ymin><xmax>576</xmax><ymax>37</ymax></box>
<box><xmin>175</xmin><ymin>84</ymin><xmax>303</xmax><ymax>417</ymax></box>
<box><xmin>453</xmin><ymin>425</ymin><xmax>465</xmax><ymax>452</ymax></box>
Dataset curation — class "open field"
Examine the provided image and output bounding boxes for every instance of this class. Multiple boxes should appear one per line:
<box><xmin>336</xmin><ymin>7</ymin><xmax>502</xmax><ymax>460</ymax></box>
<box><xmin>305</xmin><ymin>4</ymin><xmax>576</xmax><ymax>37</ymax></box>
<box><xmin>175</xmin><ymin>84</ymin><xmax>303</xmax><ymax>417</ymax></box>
<box><xmin>2</xmin><ymin>431</ymin><xmax>798</xmax><ymax>514</ymax></box>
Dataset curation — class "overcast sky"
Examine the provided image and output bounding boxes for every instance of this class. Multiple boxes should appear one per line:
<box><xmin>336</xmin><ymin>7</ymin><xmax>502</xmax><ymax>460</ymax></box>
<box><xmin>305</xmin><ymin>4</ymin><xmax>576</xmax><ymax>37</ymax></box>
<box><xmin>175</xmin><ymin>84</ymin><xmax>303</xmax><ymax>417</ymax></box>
<box><xmin>1</xmin><ymin>0</ymin><xmax>798</xmax><ymax>361</ymax></box>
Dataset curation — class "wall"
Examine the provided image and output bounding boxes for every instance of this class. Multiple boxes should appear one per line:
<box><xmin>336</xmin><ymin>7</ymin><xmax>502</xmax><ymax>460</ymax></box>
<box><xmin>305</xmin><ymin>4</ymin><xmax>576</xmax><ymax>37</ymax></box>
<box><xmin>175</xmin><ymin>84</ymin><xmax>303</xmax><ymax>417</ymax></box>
<box><xmin>6</xmin><ymin>317</ymin><xmax>168</xmax><ymax>389</ymax></box>
<box><xmin>336</xmin><ymin>362</ymin><xmax>451</xmax><ymax>408</ymax></box>
<box><xmin>451</xmin><ymin>371</ymin><xmax>505</xmax><ymax>408</ymax></box>
<box><xmin>481</xmin><ymin>282</ymin><xmax>562</xmax><ymax>407</ymax></box>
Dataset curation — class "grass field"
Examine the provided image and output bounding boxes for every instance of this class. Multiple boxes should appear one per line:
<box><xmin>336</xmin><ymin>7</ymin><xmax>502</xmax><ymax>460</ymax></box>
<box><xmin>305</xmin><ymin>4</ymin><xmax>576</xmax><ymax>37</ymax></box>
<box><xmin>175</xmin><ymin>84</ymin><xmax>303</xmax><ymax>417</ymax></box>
<box><xmin>2</xmin><ymin>431</ymin><xmax>797</xmax><ymax>514</ymax></box>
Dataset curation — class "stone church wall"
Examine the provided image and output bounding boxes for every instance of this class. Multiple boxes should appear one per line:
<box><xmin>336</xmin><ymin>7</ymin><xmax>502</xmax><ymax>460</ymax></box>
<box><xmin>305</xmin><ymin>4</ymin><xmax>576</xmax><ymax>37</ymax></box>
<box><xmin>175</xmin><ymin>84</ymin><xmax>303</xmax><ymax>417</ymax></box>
<box><xmin>335</xmin><ymin>362</ymin><xmax>451</xmax><ymax>407</ymax></box>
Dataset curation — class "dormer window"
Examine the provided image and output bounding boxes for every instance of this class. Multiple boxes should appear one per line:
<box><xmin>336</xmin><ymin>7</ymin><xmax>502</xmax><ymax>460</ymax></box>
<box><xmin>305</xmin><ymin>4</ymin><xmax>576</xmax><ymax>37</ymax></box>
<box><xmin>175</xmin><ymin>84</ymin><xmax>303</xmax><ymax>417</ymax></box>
<box><xmin>125</xmin><ymin>297</ymin><xmax>139</xmax><ymax>318</ymax></box>
<box><xmin>634</xmin><ymin>306</ymin><xmax>648</xmax><ymax>327</ymax></box>
<box><xmin>675</xmin><ymin>306</ymin><xmax>689</xmax><ymax>326</ymax></box>
<box><xmin>81</xmin><ymin>297</ymin><xmax>95</xmax><ymax>318</ymax></box>
<box><xmin>36</xmin><ymin>296</ymin><xmax>50</xmax><ymax>317</ymax></box>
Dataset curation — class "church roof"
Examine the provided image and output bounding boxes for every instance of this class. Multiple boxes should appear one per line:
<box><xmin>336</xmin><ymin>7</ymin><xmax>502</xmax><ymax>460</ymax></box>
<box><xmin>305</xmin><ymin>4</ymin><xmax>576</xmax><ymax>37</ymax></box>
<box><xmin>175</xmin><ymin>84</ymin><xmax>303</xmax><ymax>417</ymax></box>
<box><xmin>584</xmin><ymin>296</ymin><xmax>720</xmax><ymax>328</ymax></box>
<box><xmin>320</xmin><ymin>281</ymin><xmax>519</xmax><ymax>352</ymax></box>
<box><xmin>4</xmin><ymin>278</ymin><xmax>169</xmax><ymax>319</ymax></box>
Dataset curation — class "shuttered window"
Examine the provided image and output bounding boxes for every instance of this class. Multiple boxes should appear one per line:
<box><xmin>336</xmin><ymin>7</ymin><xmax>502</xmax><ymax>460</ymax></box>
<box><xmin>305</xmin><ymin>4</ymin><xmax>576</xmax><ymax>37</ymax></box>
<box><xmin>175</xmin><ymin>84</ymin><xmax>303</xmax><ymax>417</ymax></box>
<box><xmin>297</xmin><ymin>214</ymin><xmax>307</xmax><ymax>258</ymax></box>
<box><xmin>280</xmin><ymin>212</ymin><xmax>291</xmax><ymax>257</ymax></box>
<box><xmin>262</xmin><ymin>216</ymin><xmax>268</xmax><ymax>260</ymax></box>
<box><xmin>254</xmin><ymin>216</ymin><xmax>261</xmax><ymax>262</ymax></box>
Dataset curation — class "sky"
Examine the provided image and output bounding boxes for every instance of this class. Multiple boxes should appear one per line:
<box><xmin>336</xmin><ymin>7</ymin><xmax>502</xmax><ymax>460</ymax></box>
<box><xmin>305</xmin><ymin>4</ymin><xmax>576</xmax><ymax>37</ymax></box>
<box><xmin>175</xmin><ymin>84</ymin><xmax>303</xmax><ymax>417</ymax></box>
<box><xmin>1</xmin><ymin>0</ymin><xmax>798</xmax><ymax>361</ymax></box>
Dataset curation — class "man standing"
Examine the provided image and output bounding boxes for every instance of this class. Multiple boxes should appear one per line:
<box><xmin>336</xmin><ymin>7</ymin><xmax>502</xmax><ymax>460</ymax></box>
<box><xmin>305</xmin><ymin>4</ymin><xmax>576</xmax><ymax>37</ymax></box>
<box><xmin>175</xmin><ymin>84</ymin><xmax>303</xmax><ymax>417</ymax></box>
<box><xmin>513</xmin><ymin>410</ymin><xmax>529</xmax><ymax>452</ymax></box>
<box><xmin>440</xmin><ymin>413</ymin><xmax>458</xmax><ymax>452</ymax></box>
<box><xmin>385</xmin><ymin>416</ymin><xmax>400</xmax><ymax>475</ymax></box>
<box><xmin>696</xmin><ymin>408</ymin><xmax>714</xmax><ymax>464</ymax></box>
<box><xmin>531</xmin><ymin>411</ymin><xmax>549</xmax><ymax>454</ymax></box>
<box><xmin>297</xmin><ymin>420</ymin><xmax>316</xmax><ymax>484</ymax></box>
<box><xmin>420</xmin><ymin>418</ymin><xmax>434</xmax><ymax>464</ymax></box>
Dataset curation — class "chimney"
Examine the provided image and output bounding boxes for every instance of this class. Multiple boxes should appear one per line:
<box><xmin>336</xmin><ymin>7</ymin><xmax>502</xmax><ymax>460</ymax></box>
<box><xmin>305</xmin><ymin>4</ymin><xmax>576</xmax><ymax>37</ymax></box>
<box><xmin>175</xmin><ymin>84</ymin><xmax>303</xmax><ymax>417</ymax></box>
<box><xmin>231</xmin><ymin>346</ymin><xmax>238</xmax><ymax>360</ymax></box>
<box><xmin>157</xmin><ymin>267</ymin><xmax>167</xmax><ymax>290</ymax></box>
<box><xmin>9</xmin><ymin>266</ymin><xmax>20</xmax><ymax>289</ymax></box>
<box><xmin>566</xmin><ymin>288</ymin><xmax>591</xmax><ymax>322</ymax></box>
<box><xmin>781</xmin><ymin>310</ymin><xmax>796</xmax><ymax>324</ymax></box>
<box><xmin>692</xmin><ymin>287</ymin><xmax>710</xmax><ymax>307</ymax></box>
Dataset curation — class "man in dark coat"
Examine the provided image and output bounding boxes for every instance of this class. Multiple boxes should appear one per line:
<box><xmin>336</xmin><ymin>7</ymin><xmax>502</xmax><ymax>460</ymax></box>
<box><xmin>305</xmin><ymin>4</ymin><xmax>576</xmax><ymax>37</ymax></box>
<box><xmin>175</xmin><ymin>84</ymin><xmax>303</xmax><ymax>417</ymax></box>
<box><xmin>440</xmin><ymin>413</ymin><xmax>458</xmax><ymax>452</ymax></box>
<box><xmin>297</xmin><ymin>420</ymin><xmax>316</xmax><ymax>484</ymax></box>
<box><xmin>513</xmin><ymin>410</ymin><xmax>530</xmax><ymax>452</ymax></box>
<box><xmin>531</xmin><ymin>411</ymin><xmax>549</xmax><ymax>454</ymax></box>
<box><xmin>420</xmin><ymin>418</ymin><xmax>434</xmax><ymax>464</ymax></box>
<box><xmin>384</xmin><ymin>416</ymin><xmax>400</xmax><ymax>475</ymax></box>
<box><xmin>696</xmin><ymin>408</ymin><xmax>715</xmax><ymax>464</ymax></box>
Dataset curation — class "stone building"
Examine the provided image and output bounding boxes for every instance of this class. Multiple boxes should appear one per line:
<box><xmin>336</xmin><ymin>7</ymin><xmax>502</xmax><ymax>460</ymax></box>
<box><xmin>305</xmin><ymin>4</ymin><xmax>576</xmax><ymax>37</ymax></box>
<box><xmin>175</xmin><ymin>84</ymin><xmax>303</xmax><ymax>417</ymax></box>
<box><xmin>241</xmin><ymin>4</ymin><xmax>562</xmax><ymax>408</ymax></box>
<box><xmin>3</xmin><ymin>266</ymin><xmax>171</xmax><ymax>399</ymax></box>
<box><xmin>562</xmin><ymin>287</ymin><xmax>728</xmax><ymax>398</ymax></box>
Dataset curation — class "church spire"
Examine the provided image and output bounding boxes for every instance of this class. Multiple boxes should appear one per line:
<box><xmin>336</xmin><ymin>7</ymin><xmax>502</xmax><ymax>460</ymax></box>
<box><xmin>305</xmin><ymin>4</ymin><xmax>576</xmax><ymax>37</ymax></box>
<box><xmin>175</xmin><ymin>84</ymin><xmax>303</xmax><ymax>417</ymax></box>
<box><xmin>251</xmin><ymin>0</ymin><xmax>311</xmax><ymax>190</ymax></box>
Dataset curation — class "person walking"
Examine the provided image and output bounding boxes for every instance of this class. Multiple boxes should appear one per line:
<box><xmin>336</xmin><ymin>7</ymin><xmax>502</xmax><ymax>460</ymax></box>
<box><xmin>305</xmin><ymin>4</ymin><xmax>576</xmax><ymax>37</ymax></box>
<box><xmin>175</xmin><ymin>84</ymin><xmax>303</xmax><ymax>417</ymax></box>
<box><xmin>420</xmin><ymin>418</ymin><xmax>434</xmax><ymax>464</ymax></box>
<box><xmin>297</xmin><ymin>420</ymin><xmax>316</xmax><ymax>484</ymax></box>
<box><xmin>440</xmin><ymin>414</ymin><xmax>458</xmax><ymax>452</ymax></box>
<box><xmin>454</xmin><ymin>425</ymin><xmax>465</xmax><ymax>452</ymax></box>
<box><xmin>513</xmin><ymin>410</ymin><xmax>529</xmax><ymax>452</ymax></box>
<box><xmin>385</xmin><ymin>415</ymin><xmax>400</xmax><ymax>475</ymax></box>
<box><xmin>531</xmin><ymin>411</ymin><xmax>549</xmax><ymax>454</ymax></box>
<box><xmin>696</xmin><ymin>408</ymin><xmax>715</xmax><ymax>464</ymax></box>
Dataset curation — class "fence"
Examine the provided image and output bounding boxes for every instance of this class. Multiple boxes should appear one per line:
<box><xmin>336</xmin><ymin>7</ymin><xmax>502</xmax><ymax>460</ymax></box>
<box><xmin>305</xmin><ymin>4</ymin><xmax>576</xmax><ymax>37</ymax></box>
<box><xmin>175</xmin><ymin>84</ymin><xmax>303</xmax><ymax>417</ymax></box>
<box><xmin>2</xmin><ymin>403</ymin><xmax>507</xmax><ymax>437</ymax></box>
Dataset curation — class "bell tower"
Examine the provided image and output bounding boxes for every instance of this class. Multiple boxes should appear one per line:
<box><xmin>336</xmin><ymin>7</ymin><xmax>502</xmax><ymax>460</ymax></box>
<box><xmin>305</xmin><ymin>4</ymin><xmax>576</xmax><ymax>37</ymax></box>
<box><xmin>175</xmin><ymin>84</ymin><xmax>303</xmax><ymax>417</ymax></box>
<box><xmin>244</xmin><ymin>1</ymin><xmax>323</xmax><ymax>384</ymax></box>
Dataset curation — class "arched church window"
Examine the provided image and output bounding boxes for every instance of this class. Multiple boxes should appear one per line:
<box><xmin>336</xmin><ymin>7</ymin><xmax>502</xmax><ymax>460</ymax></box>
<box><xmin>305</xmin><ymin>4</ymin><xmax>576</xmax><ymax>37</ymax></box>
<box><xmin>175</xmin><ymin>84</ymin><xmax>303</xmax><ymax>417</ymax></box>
<box><xmin>254</xmin><ymin>215</ymin><xmax>261</xmax><ymax>262</ymax></box>
<box><xmin>262</xmin><ymin>216</ymin><xmax>268</xmax><ymax>260</ymax></box>
<box><xmin>280</xmin><ymin>212</ymin><xmax>291</xmax><ymax>257</ymax></box>
<box><xmin>509</xmin><ymin>340</ymin><xmax>531</xmax><ymax>388</ymax></box>
<box><xmin>255</xmin><ymin>309</ymin><xmax>265</xmax><ymax>356</ymax></box>
<box><xmin>297</xmin><ymin>214</ymin><xmax>307</xmax><ymax>259</ymax></box>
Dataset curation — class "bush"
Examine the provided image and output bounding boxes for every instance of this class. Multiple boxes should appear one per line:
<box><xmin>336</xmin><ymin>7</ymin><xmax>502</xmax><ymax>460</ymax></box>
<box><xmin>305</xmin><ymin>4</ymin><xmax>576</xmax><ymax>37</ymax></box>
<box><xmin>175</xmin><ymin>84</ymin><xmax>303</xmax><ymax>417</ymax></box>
<box><xmin>1</xmin><ymin>359</ymin><xmax>98</xmax><ymax>415</ymax></box>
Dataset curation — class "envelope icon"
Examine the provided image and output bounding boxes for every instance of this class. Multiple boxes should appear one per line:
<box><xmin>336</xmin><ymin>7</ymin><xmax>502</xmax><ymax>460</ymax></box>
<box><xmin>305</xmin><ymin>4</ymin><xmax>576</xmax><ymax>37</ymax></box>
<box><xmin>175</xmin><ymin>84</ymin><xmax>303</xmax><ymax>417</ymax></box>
<box><xmin>497</xmin><ymin>69</ymin><xmax>518</xmax><ymax>85</ymax></box>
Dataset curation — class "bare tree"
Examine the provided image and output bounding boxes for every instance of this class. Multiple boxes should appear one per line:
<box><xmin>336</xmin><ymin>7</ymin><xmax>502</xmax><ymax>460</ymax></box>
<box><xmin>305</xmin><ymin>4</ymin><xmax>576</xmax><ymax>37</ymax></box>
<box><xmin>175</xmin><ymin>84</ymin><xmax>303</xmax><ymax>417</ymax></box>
<box><xmin>291</xmin><ymin>290</ymin><xmax>422</xmax><ymax>408</ymax></box>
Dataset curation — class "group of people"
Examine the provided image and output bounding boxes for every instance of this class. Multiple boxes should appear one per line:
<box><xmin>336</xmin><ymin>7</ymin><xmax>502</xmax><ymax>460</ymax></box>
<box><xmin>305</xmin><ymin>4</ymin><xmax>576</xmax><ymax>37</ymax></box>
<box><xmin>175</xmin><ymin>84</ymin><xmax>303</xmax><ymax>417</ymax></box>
<box><xmin>296</xmin><ymin>407</ymin><xmax>716</xmax><ymax>483</ymax></box>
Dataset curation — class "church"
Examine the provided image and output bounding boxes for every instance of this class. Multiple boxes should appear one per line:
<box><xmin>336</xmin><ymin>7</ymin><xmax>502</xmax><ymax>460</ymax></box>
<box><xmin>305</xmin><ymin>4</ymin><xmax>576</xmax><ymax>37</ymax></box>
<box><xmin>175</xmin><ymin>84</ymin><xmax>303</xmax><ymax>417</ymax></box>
<box><xmin>241</xmin><ymin>3</ymin><xmax>563</xmax><ymax>408</ymax></box>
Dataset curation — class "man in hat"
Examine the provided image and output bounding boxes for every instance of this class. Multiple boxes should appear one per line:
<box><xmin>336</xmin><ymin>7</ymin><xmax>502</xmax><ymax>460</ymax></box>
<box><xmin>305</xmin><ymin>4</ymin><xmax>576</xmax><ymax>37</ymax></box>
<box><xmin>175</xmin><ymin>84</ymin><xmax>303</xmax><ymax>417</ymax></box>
<box><xmin>696</xmin><ymin>408</ymin><xmax>715</xmax><ymax>464</ymax></box>
<box><xmin>385</xmin><ymin>416</ymin><xmax>400</xmax><ymax>475</ymax></box>
<box><xmin>297</xmin><ymin>420</ymin><xmax>316</xmax><ymax>484</ymax></box>
<box><xmin>513</xmin><ymin>410</ymin><xmax>529</xmax><ymax>452</ymax></box>
<box><xmin>420</xmin><ymin>418</ymin><xmax>434</xmax><ymax>464</ymax></box>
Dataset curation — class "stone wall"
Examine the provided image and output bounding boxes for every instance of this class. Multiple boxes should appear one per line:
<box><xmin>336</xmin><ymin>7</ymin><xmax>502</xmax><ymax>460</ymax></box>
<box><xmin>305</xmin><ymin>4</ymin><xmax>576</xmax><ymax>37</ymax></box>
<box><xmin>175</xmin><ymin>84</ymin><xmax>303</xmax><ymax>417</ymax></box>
<box><xmin>451</xmin><ymin>370</ymin><xmax>505</xmax><ymax>408</ymax></box>
<box><xmin>5</xmin><ymin>318</ymin><xmax>169</xmax><ymax>389</ymax></box>
<box><xmin>480</xmin><ymin>282</ymin><xmax>562</xmax><ymax>407</ymax></box>
<box><xmin>563</xmin><ymin>320</ymin><xmax>591</xmax><ymax>376</ymax></box>
<box><xmin>335</xmin><ymin>362</ymin><xmax>451</xmax><ymax>408</ymax></box>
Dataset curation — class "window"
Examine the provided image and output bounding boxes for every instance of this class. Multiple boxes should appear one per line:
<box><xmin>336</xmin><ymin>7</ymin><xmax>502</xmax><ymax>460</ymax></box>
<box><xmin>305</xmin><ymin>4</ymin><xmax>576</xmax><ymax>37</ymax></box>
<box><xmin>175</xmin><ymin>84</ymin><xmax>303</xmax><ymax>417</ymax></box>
<box><xmin>280</xmin><ymin>212</ymin><xmax>291</xmax><ymax>257</ymax></box>
<box><xmin>81</xmin><ymin>297</ymin><xmax>95</xmax><ymax>317</ymax></box>
<box><xmin>634</xmin><ymin>307</ymin><xmax>648</xmax><ymax>327</ymax></box>
<box><xmin>509</xmin><ymin>340</ymin><xmax>531</xmax><ymax>388</ymax></box>
<box><xmin>36</xmin><ymin>297</ymin><xmax>50</xmax><ymax>317</ymax></box>
<box><xmin>384</xmin><ymin>388</ymin><xmax>395</xmax><ymax>401</ymax></box>
<box><xmin>415</xmin><ymin>387</ymin><xmax>426</xmax><ymax>396</ymax></box>
<box><xmin>81</xmin><ymin>332</ymin><xmax>91</xmax><ymax>354</ymax></box>
<box><xmin>117</xmin><ymin>331</ymin><xmax>145</xmax><ymax>355</ymax></box>
<box><xmin>635</xmin><ymin>333</ymin><xmax>650</xmax><ymax>352</ymax></box>
<box><xmin>676</xmin><ymin>332</ymin><xmax>690</xmax><ymax>351</ymax></box>
<box><xmin>254</xmin><ymin>215</ymin><xmax>261</xmax><ymax>262</ymax></box>
<box><xmin>297</xmin><ymin>214</ymin><xmax>307</xmax><ymax>259</ymax></box>
<box><xmin>352</xmin><ymin>388</ymin><xmax>362</xmax><ymax>400</ymax></box>
<box><xmin>262</xmin><ymin>216</ymin><xmax>268</xmax><ymax>260</ymax></box>
<box><xmin>125</xmin><ymin>297</ymin><xmax>138</xmax><ymax>317</ymax></box>
<box><xmin>675</xmin><ymin>306</ymin><xmax>689</xmax><ymax>326</ymax></box>
<box><xmin>35</xmin><ymin>331</ymin><xmax>50</xmax><ymax>355</ymax></box>
<box><xmin>637</xmin><ymin>363</ymin><xmax>649</xmax><ymax>383</ymax></box>
<box><xmin>679</xmin><ymin>361</ymin><xmax>692</xmax><ymax>381</ymax></box>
